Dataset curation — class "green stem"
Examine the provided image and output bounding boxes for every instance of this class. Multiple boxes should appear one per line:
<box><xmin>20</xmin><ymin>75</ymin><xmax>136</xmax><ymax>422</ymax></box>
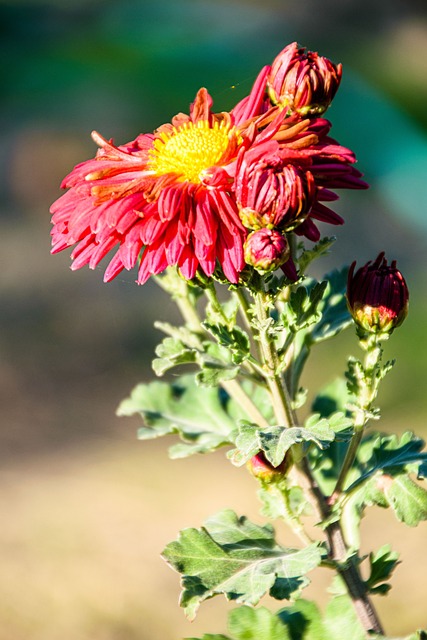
<box><xmin>221</xmin><ymin>378</ymin><xmax>269</xmax><ymax>428</ymax></box>
<box><xmin>204</xmin><ymin>282</ymin><xmax>231</xmax><ymax>326</ymax></box>
<box><xmin>254</xmin><ymin>289</ymin><xmax>294</xmax><ymax>428</ymax></box>
<box><xmin>175</xmin><ymin>296</ymin><xmax>203</xmax><ymax>333</ymax></box>
<box><xmin>331</xmin><ymin>426</ymin><xmax>364</xmax><ymax>499</ymax></box>
<box><xmin>250</xmin><ymin>291</ymin><xmax>385</xmax><ymax>636</ymax></box>
<box><xmin>332</xmin><ymin>336</ymin><xmax>383</xmax><ymax>499</ymax></box>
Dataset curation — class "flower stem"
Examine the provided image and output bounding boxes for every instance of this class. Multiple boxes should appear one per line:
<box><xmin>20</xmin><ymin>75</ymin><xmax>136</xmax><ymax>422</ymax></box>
<box><xmin>254</xmin><ymin>289</ymin><xmax>294</xmax><ymax>428</ymax></box>
<box><xmin>250</xmin><ymin>291</ymin><xmax>385</xmax><ymax>636</ymax></box>
<box><xmin>332</xmin><ymin>335</ymin><xmax>383</xmax><ymax>499</ymax></box>
<box><xmin>221</xmin><ymin>378</ymin><xmax>269</xmax><ymax>428</ymax></box>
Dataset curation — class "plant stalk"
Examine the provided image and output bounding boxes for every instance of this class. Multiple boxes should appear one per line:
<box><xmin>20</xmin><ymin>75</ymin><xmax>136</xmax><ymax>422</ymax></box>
<box><xmin>251</xmin><ymin>295</ymin><xmax>385</xmax><ymax>636</ymax></box>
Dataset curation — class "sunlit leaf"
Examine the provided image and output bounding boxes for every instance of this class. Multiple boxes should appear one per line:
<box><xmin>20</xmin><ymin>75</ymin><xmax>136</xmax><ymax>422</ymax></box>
<box><xmin>162</xmin><ymin>510</ymin><xmax>322</xmax><ymax>619</ymax></box>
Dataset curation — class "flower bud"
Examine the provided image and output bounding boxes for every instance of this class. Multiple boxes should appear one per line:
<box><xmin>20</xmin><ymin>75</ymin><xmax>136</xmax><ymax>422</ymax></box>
<box><xmin>267</xmin><ymin>42</ymin><xmax>342</xmax><ymax>116</ymax></box>
<box><xmin>236</xmin><ymin>156</ymin><xmax>316</xmax><ymax>232</ymax></box>
<box><xmin>244</xmin><ymin>229</ymin><xmax>290</xmax><ymax>273</ymax></box>
<box><xmin>247</xmin><ymin>451</ymin><xmax>291</xmax><ymax>482</ymax></box>
<box><xmin>347</xmin><ymin>252</ymin><xmax>409</xmax><ymax>334</ymax></box>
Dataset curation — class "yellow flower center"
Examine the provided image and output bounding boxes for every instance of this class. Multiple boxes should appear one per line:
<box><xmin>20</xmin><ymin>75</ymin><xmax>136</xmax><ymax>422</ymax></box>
<box><xmin>147</xmin><ymin>120</ymin><xmax>237</xmax><ymax>184</ymax></box>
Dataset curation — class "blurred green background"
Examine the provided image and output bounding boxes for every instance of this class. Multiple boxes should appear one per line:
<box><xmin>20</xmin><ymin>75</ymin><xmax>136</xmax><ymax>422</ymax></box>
<box><xmin>1</xmin><ymin>0</ymin><xmax>427</xmax><ymax>638</ymax></box>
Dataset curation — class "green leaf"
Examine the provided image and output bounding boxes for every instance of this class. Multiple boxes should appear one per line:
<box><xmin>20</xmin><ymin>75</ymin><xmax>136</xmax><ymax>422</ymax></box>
<box><xmin>117</xmin><ymin>375</ymin><xmax>238</xmax><ymax>457</ymax></box>
<box><xmin>281</xmin><ymin>281</ymin><xmax>328</xmax><ymax>333</ymax></box>
<box><xmin>259</xmin><ymin>415</ymin><xmax>336</xmax><ymax>468</ymax></box>
<box><xmin>298</xmin><ymin>237</ymin><xmax>336</xmax><ymax>273</ymax></box>
<box><xmin>348</xmin><ymin>432</ymin><xmax>427</xmax><ymax>491</ymax></box>
<box><xmin>203</xmin><ymin>322</ymin><xmax>250</xmax><ymax>365</ymax></box>
<box><xmin>366</xmin><ymin>544</ymin><xmax>400</xmax><ymax>595</ymax></box>
<box><xmin>162</xmin><ymin>509</ymin><xmax>322</xmax><ymax>620</ymax></box>
<box><xmin>308</xmin><ymin>268</ymin><xmax>352</xmax><ymax>344</ymax></box>
<box><xmin>259</xmin><ymin>484</ymin><xmax>312</xmax><ymax>524</ymax></box>
<box><xmin>278</xmin><ymin>599</ymin><xmax>328</xmax><ymax>640</ymax></box>
<box><xmin>312</xmin><ymin>377</ymin><xmax>352</xmax><ymax>419</ymax></box>
<box><xmin>152</xmin><ymin>336</ymin><xmax>197</xmax><ymax>376</ymax></box>
<box><xmin>196</xmin><ymin>342</ymin><xmax>241</xmax><ymax>386</ymax></box>
<box><xmin>186</xmin><ymin>636</ymin><xmax>230</xmax><ymax>640</ymax></box>
<box><xmin>323</xmin><ymin>595</ymin><xmax>365</xmax><ymax>640</ymax></box>
<box><xmin>228</xmin><ymin>606</ymin><xmax>291</xmax><ymax>640</ymax></box>
<box><xmin>341</xmin><ymin>470</ymin><xmax>427</xmax><ymax>551</ymax></box>
<box><xmin>227</xmin><ymin>422</ymin><xmax>260</xmax><ymax>466</ymax></box>
<box><xmin>384</xmin><ymin>473</ymin><xmax>427</xmax><ymax>527</ymax></box>
<box><xmin>196</xmin><ymin>362</ymin><xmax>241</xmax><ymax>386</ymax></box>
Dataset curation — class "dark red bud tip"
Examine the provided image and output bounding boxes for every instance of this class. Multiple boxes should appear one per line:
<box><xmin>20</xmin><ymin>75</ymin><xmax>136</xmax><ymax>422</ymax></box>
<box><xmin>347</xmin><ymin>253</ymin><xmax>409</xmax><ymax>334</ymax></box>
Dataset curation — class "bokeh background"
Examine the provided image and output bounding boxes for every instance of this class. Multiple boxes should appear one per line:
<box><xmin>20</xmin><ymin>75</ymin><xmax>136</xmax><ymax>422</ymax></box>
<box><xmin>2</xmin><ymin>0</ymin><xmax>427</xmax><ymax>638</ymax></box>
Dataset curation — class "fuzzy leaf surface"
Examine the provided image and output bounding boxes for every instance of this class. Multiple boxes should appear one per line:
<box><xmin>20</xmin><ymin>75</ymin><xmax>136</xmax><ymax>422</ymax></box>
<box><xmin>203</xmin><ymin>322</ymin><xmax>250</xmax><ymax>364</ymax></box>
<box><xmin>162</xmin><ymin>510</ymin><xmax>322</xmax><ymax>620</ymax></box>
<box><xmin>259</xmin><ymin>414</ymin><xmax>336</xmax><ymax>468</ymax></box>
<box><xmin>348</xmin><ymin>432</ymin><xmax>427</xmax><ymax>490</ymax></box>
<box><xmin>117</xmin><ymin>375</ymin><xmax>238</xmax><ymax>457</ymax></box>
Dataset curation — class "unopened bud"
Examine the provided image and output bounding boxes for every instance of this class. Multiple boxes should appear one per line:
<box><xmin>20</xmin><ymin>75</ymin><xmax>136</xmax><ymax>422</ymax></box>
<box><xmin>267</xmin><ymin>42</ymin><xmax>342</xmax><ymax>116</ymax></box>
<box><xmin>244</xmin><ymin>229</ymin><xmax>290</xmax><ymax>273</ymax></box>
<box><xmin>347</xmin><ymin>252</ymin><xmax>409</xmax><ymax>335</ymax></box>
<box><xmin>247</xmin><ymin>451</ymin><xmax>291</xmax><ymax>481</ymax></box>
<box><xmin>237</xmin><ymin>160</ymin><xmax>315</xmax><ymax>232</ymax></box>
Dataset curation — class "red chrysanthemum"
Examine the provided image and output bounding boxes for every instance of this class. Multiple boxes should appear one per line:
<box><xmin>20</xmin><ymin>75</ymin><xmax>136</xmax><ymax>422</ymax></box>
<box><xmin>50</xmin><ymin>47</ymin><xmax>367</xmax><ymax>285</ymax></box>
<box><xmin>232</xmin><ymin>108</ymin><xmax>367</xmax><ymax>243</ymax></box>
<box><xmin>50</xmin><ymin>71</ymin><xmax>267</xmax><ymax>284</ymax></box>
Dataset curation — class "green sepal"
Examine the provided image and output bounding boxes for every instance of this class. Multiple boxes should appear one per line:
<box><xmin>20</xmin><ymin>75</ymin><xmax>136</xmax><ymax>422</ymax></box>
<box><xmin>162</xmin><ymin>509</ymin><xmax>322</xmax><ymax>620</ymax></box>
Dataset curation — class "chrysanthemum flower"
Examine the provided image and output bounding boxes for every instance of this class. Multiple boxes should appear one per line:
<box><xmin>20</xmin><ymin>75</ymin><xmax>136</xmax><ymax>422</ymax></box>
<box><xmin>50</xmin><ymin>67</ymin><xmax>273</xmax><ymax>285</ymax></box>
<box><xmin>233</xmin><ymin>111</ymin><xmax>367</xmax><ymax>243</ymax></box>
<box><xmin>50</xmin><ymin>46</ymin><xmax>367</xmax><ymax>285</ymax></box>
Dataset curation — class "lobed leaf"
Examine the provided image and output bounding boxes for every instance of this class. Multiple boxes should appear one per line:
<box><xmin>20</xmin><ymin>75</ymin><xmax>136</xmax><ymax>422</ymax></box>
<box><xmin>117</xmin><ymin>375</ymin><xmax>238</xmax><ymax>457</ymax></box>
<box><xmin>366</xmin><ymin>544</ymin><xmax>400</xmax><ymax>595</ymax></box>
<box><xmin>162</xmin><ymin>509</ymin><xmax>322</xmax><ymax>620</ymax></box>
<box><xmin>259</xmin><ymin>414</ymin><xmax>336</xmax><ymax>468</ymax></box>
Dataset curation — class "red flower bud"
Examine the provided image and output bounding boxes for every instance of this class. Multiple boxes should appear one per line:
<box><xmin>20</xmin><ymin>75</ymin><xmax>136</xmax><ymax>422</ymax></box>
<box><xmin>267</xmin><ymin>42</ymin><xmax>342</xmax><ymax>116</ymax></box>
<box><xmin>244</xmin><ymin>229</ymin><xmax>290</xmax><ymax>273</ymax></box>
<box><xmin>347</xmin><ymin>253</ymin><xmax>409</xmax><ymax>334</ymax></box>
<box><xmin>247</xmin><ymin>451</ymin><xmax>291</xmax><ymax>481</ymax></box>
<box><xmin>236</xmin><ymin>151</ymin><xmax>316</xmax><ymax>232</ymax></box>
